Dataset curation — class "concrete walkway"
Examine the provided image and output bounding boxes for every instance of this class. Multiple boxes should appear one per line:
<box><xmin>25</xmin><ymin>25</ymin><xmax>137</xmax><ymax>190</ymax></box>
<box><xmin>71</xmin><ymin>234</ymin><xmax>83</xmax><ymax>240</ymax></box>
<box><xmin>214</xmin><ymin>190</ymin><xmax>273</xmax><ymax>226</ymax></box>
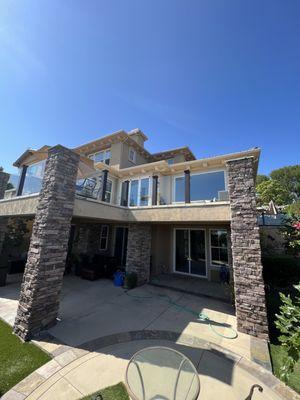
<box><xmin>1</xmin><ymin>275</ymin><xmax>299</xmax><ymax>400</ymax></box>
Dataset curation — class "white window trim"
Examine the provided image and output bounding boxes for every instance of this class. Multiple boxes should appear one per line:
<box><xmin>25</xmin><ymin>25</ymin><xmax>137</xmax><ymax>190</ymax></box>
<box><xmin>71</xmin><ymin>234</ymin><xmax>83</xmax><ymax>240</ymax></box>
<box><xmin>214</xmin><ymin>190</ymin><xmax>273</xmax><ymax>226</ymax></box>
<box><xmin>119</xmin><ymin>175</ymin><xmax>152</xmax><ymax>207</ymax></box>
<box><xmin>172</xmin><ymin>169</ymin><xmax>227</xmax><ymax>204</ymax></box>
<box><xmin>99</xmin><ymin>225</ymin><xmax>109</xmax><ymax>251</ymax></box>
<box><xmin>128</xmin><ymin>147</ymin><xmax>136</xmax><ymax>164</ymax></box>
<box><xmin>209</xmin><ymin>228</ymin><xmax>229</xmax><ymax>268</ymax></box>
<box><xmin>88</xmin><ymin>148</ymin><xmax>111</xmax><ymax>165</ymax></box>
<box><xmin>173</xmin><ymin>228</ymin><xmax>207</xmax><ymax>279</ymax></box>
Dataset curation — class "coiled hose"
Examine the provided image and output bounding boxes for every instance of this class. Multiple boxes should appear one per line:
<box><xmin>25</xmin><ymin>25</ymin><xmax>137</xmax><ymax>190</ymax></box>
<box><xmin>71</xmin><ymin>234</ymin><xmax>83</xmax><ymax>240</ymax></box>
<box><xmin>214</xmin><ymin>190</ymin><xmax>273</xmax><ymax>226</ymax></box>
<box><xmin>125</xmin><ymin>290</ymin><xmax>238</xmax><ymax>340</ymax></box>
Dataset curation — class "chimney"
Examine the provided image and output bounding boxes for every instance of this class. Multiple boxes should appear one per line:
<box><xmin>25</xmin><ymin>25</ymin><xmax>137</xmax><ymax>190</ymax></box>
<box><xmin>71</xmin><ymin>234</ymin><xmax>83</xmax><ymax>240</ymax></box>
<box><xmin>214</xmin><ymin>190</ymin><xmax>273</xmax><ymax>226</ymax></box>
<box><xmin>128</xmin><ymin>129</ymin><xmax>148</xmax><ymax>148</ymax></box>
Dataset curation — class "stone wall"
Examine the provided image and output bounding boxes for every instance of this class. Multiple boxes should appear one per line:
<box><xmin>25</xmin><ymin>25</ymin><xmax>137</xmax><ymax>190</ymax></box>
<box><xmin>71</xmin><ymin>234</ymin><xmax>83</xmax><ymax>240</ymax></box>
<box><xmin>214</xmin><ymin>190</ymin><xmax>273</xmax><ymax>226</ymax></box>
<box><xmin>126</xmin><ymin>224</ymin><xmax>152</xmax><ymax>285</ymax></box>
<box><xmin>226</xmin><ymin>157</ymin><xmax>269</xmax><ymax>340</ymax></box>
<box><xmin>13</xmin><ymin>146</ymin><xmax>79</xmax><ymax>340</ymax></box>
<box><xmin>0</xmin><ymin>171</ymin><xmax>10</xmax><ymax>200</ymax></box>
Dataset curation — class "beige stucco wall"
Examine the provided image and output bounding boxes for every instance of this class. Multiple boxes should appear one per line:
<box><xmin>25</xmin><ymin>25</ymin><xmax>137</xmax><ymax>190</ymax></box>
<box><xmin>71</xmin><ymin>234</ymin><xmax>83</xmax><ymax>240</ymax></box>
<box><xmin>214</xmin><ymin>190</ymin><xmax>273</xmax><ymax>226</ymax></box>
<box><xmin>129</xmin><ymin>203</ymin><xmax>231</xmax><ymax>223</ymax></box>
<box><xmin>119</xmin><ymin>141</ymin><xmax>149</xmax><ymax>168</ymax></box>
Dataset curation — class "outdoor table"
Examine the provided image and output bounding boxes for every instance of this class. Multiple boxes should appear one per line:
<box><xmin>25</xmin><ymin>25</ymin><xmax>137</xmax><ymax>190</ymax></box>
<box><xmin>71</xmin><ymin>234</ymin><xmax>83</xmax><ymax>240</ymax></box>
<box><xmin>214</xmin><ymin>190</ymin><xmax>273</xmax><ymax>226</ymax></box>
<box><xmin>125</xmin><ymin>346</ymin><xmax>200</xmax><ymax>400</ymax></box>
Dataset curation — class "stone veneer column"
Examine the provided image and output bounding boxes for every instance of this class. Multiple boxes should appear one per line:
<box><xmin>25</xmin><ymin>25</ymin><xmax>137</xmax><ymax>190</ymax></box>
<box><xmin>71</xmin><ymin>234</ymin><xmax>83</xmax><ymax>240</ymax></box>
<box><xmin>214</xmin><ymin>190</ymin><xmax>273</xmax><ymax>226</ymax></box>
<box><xmin>126</xmin><ymin>224</ymin><xmax>152</xmax><ymax>285</ymax></box>
<box><xmin>226</xmin><ymin>157</ymin><xmax>269</xmax><ymax>339</ymax></box>
<box><xmin>0</xmin><ymin>170</ymin><xmax>10</xmax><ymax>199</ymax></box>
<box><xmin>13</xmin><ymin>145</ymin><xmax>79</xmax><ymax>340</ymax></box>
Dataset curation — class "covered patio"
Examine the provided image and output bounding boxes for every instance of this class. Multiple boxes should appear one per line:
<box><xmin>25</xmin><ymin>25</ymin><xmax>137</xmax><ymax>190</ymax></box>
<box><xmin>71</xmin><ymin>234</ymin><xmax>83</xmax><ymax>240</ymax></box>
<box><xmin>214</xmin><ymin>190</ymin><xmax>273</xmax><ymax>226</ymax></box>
<box><xmin>0</xmin><ymin>273</ymin><xmax>285</xmax><ymax>400</ymax></box>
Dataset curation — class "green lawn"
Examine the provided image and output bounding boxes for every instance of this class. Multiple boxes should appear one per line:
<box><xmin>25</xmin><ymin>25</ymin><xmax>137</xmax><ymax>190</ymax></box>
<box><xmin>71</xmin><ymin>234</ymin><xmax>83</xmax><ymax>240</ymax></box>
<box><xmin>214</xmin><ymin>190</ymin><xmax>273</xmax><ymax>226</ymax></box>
<box><xmin>81</xmin><ymin>382</ymin><xmax>129</xmax><ymax>400</ymax></box>
<box><xmin>0</xmin><ymin>319</ymin><xmax>51</xmax><ymax>396</ymax></box>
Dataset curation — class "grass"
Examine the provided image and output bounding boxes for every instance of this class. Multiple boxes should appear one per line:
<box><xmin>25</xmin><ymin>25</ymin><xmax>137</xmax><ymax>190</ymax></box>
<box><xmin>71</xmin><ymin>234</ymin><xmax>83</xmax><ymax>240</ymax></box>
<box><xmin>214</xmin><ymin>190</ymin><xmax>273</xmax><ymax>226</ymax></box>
<box><xmin>0</xmin><ymin>319</ymin><xmax>51</xmax><ymax>396</ymax></box>
<box><xmin>81</xmin><ymin>382</ymin><xmax>129</xmax><ymax>400</ymax></box>
<box><xmin>270</xmin><ymin>344</ymin><xmax>300</xmax><ymax>394</ymax></box>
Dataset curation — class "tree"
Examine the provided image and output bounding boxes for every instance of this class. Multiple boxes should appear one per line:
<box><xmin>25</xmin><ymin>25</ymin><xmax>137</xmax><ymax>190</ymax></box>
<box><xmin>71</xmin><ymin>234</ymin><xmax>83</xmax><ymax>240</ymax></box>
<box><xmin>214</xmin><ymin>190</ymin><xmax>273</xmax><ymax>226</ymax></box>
<box><xmin>286</xmin><ymin>201</ymin><xmax>300</xmax><ymax>217</ymax></box>
<box><xmin>275</xmin><ymin>284</ymin><xmax>300</xmax><ymax>382</ymax></box>
<box><xmin>256</xmin><ymin>174</ymin><xmax>269</xmax><ymax>186</ymax></box>
<box><xmin>270</xmin><ymin>165</ymin><xmax>300</xmax><ymax>201</ymax></box>
<box><xmin>256</xmin><ymin>179</ymin><xmax>292</xmax><ymax>206</ymax></box>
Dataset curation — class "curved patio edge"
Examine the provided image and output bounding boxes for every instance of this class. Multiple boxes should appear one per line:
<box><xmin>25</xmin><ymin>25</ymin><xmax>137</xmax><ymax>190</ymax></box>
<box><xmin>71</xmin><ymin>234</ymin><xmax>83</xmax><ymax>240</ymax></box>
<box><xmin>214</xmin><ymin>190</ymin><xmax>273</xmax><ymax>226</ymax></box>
<box><xmin>2</xmin><ymin>329</ymin><xmax>299</xmax><ymax>400</ymax></box>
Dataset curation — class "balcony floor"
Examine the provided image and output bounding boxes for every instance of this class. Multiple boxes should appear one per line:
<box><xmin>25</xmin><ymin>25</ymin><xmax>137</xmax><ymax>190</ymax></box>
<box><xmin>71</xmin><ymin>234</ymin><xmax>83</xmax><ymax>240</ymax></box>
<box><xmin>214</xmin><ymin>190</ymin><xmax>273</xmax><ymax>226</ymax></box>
<box><xmin>150</xmin><ymin>273</ymin><xmax>231</xmax><ymax>303</ymax></box>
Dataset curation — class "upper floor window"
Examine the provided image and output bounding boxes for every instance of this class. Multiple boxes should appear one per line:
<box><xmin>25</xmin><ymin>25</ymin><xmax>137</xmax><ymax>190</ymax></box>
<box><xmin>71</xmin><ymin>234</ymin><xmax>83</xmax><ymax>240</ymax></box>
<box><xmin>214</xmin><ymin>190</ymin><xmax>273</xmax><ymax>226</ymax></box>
<box><xmin>22</xmin><ymin>160</ymin><xmax>46</xmax><ymax>195</ymax></box>
<box><xmin>167</xmin><ymin>158</ymin><xmax>174</xmax><ymax>165</ymax></box>
<box><xmin>174</xmin><ymin>170</ymin><xmax>226</xmax><ymax>202</ymax></box>
<box><xmin>76</xmin><ymin>175</ymin><xmax>112</xmax><ymax>203</ymax></box>
<box><xmin>129</xmin><ymin>147</ymin><xmax>136</xmax><ymax>163</ymax></box>
<box><xmin>125</xmin><ymin>177</ymin><xmax>151</xmax><ymax>207</ymax></box>
<box><xmin>89</xmin><ymin>149</ymin><xmax>111</xmax><ymax>165</ymax></box>
<box><xmin>104</xmin><ymin>179</ymin><xmax>112</xmax><ymax>203</ymax></box>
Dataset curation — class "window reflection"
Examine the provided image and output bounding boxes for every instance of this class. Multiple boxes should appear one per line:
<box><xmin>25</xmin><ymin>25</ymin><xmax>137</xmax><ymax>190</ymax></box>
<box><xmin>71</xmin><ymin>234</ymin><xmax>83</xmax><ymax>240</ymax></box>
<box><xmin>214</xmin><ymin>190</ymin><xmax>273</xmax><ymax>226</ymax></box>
<box><xmin>210</xmin><ymin>229</ymin><xmax>229</xmax><ymax>266</ymax></box>
<box><xmin>140</xmin><ymin>178</ymin><xmax>150</xmax><ymax>206</ymax></box>
<box><xmin>190</xmin><ymin>171</ymin><xmax>225</xmax><ymax>201</ymax></box>
<box><xmin>175</xmin><ymin>176</ymin><xmax>185</xmax><ymax>202</ymax></box>
<box><xmin>129</xmin><ymin>180</ymin><xmax>139</xmax><ymax>206</ymax></box>
<box><xmin>22</xmin><ymin>160</ymin><xmax>46</xmax><ymax>195</ymax></box>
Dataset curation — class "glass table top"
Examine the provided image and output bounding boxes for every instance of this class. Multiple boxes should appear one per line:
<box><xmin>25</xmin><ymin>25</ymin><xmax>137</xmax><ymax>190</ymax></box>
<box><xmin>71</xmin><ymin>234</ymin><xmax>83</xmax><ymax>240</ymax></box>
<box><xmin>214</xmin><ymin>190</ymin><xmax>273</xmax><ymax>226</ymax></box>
<box><xmin>125</xmin><ymin>346</ymin><xmax>200</xmax><ymax>400</ymax></box>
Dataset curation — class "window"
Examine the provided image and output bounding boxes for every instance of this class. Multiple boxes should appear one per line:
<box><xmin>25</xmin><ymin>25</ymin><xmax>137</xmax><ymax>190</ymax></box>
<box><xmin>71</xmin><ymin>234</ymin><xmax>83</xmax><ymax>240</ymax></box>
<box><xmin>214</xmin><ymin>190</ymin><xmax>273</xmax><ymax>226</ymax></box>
<box><xmin>104</xmin><ymin>179</ymin><xmax>112</xmax><ymax>203</ymax></box>
<box><xmin>174</xmin><ymin>170</ymin><xmax>226</xmax><ymax>203</ymax></box>
<box><xmin>22</xmin><ymin>160</ymin><xmax>46</xmax><ymax>195</ymax></box>
<box><xmin>127</xmin><ymin>177</ymin><xmax>151</xmax><ymax>207</ymax></box>
<box><xmin>88</xmin><ymin>149</ymin><xmax>111</xmax><ymax>165</ymax></box>
<box><xmin>174</xmin><ymin>176</ymin><xmax>185</xmax><ymax>202</ymax></box>
<box><xmin>129</xmin><ymin>147</ymin><xmax>136</xmax><ymax>163</ymax></box>
<box><xmin>100</xmin><ymin>225</ymin><xmax>109</xmax><ymax>251</ymax></box>
<box><xmin>120</xmin><ymin>181</ymin><xmax>129</xmax><ymax>206</ymax></box>
<box><xmin>167</xmin><ymin>158</ymin><xmax>174</xmax><ymax>165</ymax></box>
<box><xmin>210</xmin><ymin>229</ymin><xmax>229</xmax><ymax>266</ymax></box>
<box><xmin>190</xmin><ymin>171</ymin><xmax>225</xmax><ymax>201</ymax></box>
<box><xmin>140</xmin><ymin>178</ymin><xmax>150</xmax><ymax>206</ymax></box>
<box><xmin>129</xmin><ymin>179</ymin><xmax>139</xmax><ymax>206</ymax></box>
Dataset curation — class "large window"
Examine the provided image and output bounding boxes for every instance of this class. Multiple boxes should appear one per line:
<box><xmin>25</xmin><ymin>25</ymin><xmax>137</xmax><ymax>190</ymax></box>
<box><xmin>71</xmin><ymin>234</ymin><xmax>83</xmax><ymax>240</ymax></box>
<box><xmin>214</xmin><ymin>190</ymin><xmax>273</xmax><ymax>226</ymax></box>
<box><xmin>100</xmin><ymin>225</ymin><xmax>109</xmax><ymax>251</ymax></box>
<box><xmin>190</xmin><ymin>171</ymin><xmax>225</xmax><ymax>201</ymax></box>
<box><xmin>174</xmin><ymin>176</ymin><xmax>185</xmax><ymax>202</ymax></box>
<box><xmin>174</xmin><ymin>170</ymin><xmax>226</xmax><ymax>203</ymax></box>
<box><xmin>210</xmin><ymin>229</ymin><xmax>229</xmax><ymax>266</ymax></box>
<box><xmin>127</xmin><ymin>177</ymin><xmax>151</xmax><ymax>207</ymax></box>
<box><xmin>88</xmin><ymin>149</ymin><xmax>111</xmax><ymax>165</ymax></box>
<box><xmin>22</xmin><ymin>160</ymin><xmax>46</xmax><ymax>195</ymax></box>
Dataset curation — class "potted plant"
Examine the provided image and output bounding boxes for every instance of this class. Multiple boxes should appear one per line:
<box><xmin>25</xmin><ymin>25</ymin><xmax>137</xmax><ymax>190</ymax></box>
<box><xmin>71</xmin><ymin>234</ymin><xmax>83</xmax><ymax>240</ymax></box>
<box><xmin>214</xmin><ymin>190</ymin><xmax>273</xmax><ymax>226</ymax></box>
<box><xmin>0</xmin><ymin>255</ymin><xmax>9</xmax><ymax>287</ymax></box>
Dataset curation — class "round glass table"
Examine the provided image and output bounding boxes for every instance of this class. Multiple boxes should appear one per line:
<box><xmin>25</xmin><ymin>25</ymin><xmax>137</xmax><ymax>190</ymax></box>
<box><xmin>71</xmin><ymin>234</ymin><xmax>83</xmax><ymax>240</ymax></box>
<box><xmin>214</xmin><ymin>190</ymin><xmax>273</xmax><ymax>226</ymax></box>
<box><xmin>125</xmin><ymin>346</ymin><xmax>200</xmax><ymax>400</ymax></box>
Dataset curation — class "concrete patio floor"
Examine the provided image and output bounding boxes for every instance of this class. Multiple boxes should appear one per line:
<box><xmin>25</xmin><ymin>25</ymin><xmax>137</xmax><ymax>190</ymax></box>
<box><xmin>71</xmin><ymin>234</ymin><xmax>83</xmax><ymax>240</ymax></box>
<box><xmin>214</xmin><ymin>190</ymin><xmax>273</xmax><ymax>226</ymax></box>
<box><xmin>1</xmin><ymin>274</ymin><xmax>297</xmax><ymax>400</ymax></box>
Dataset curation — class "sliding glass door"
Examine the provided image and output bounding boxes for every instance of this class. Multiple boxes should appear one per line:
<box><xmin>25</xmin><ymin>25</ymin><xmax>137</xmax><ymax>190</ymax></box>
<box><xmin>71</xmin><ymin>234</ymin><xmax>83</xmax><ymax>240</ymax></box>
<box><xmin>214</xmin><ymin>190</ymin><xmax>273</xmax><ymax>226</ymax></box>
<box><xmin>174</xmin><ymin>229</ymin><xmax>207</xmax><ymax>277</ymax></box>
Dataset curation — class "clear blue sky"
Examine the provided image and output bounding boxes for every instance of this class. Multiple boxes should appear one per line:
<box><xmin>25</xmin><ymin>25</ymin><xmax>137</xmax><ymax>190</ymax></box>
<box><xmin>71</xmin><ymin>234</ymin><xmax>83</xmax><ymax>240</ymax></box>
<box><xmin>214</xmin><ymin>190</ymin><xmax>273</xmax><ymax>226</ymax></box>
<box><xmin>0</xmin><ymin>0</ymin><xmax>299</xmax><ymax>175</ymax></box>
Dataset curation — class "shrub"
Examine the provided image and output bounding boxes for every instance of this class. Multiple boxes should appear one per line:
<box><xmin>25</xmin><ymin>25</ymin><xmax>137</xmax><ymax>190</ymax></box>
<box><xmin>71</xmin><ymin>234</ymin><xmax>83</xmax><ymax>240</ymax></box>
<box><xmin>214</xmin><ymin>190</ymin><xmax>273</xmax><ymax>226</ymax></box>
<box><xmin>262</xmin><ymin>255</ymin><xmax>300</xmax><ymax>286</ymax></box>
<box><xmin>275</xmin><ymin>284</ymin><xmax>300</xmax><ymax>382</ymax></box>
<box><xmin>124</xmin><ymin>272</ymin><xmax>138</xmax><ymax>289</ymax></box>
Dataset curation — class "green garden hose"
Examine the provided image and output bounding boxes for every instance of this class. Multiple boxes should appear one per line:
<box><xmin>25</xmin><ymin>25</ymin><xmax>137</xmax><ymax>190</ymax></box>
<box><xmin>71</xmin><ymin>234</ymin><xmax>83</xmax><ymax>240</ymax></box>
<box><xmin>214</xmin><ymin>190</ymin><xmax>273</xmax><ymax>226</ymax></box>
<box><xmin>125</xmin><ymin>290</ymin><xmax>238</xmax><ymax>340</ymax></box>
